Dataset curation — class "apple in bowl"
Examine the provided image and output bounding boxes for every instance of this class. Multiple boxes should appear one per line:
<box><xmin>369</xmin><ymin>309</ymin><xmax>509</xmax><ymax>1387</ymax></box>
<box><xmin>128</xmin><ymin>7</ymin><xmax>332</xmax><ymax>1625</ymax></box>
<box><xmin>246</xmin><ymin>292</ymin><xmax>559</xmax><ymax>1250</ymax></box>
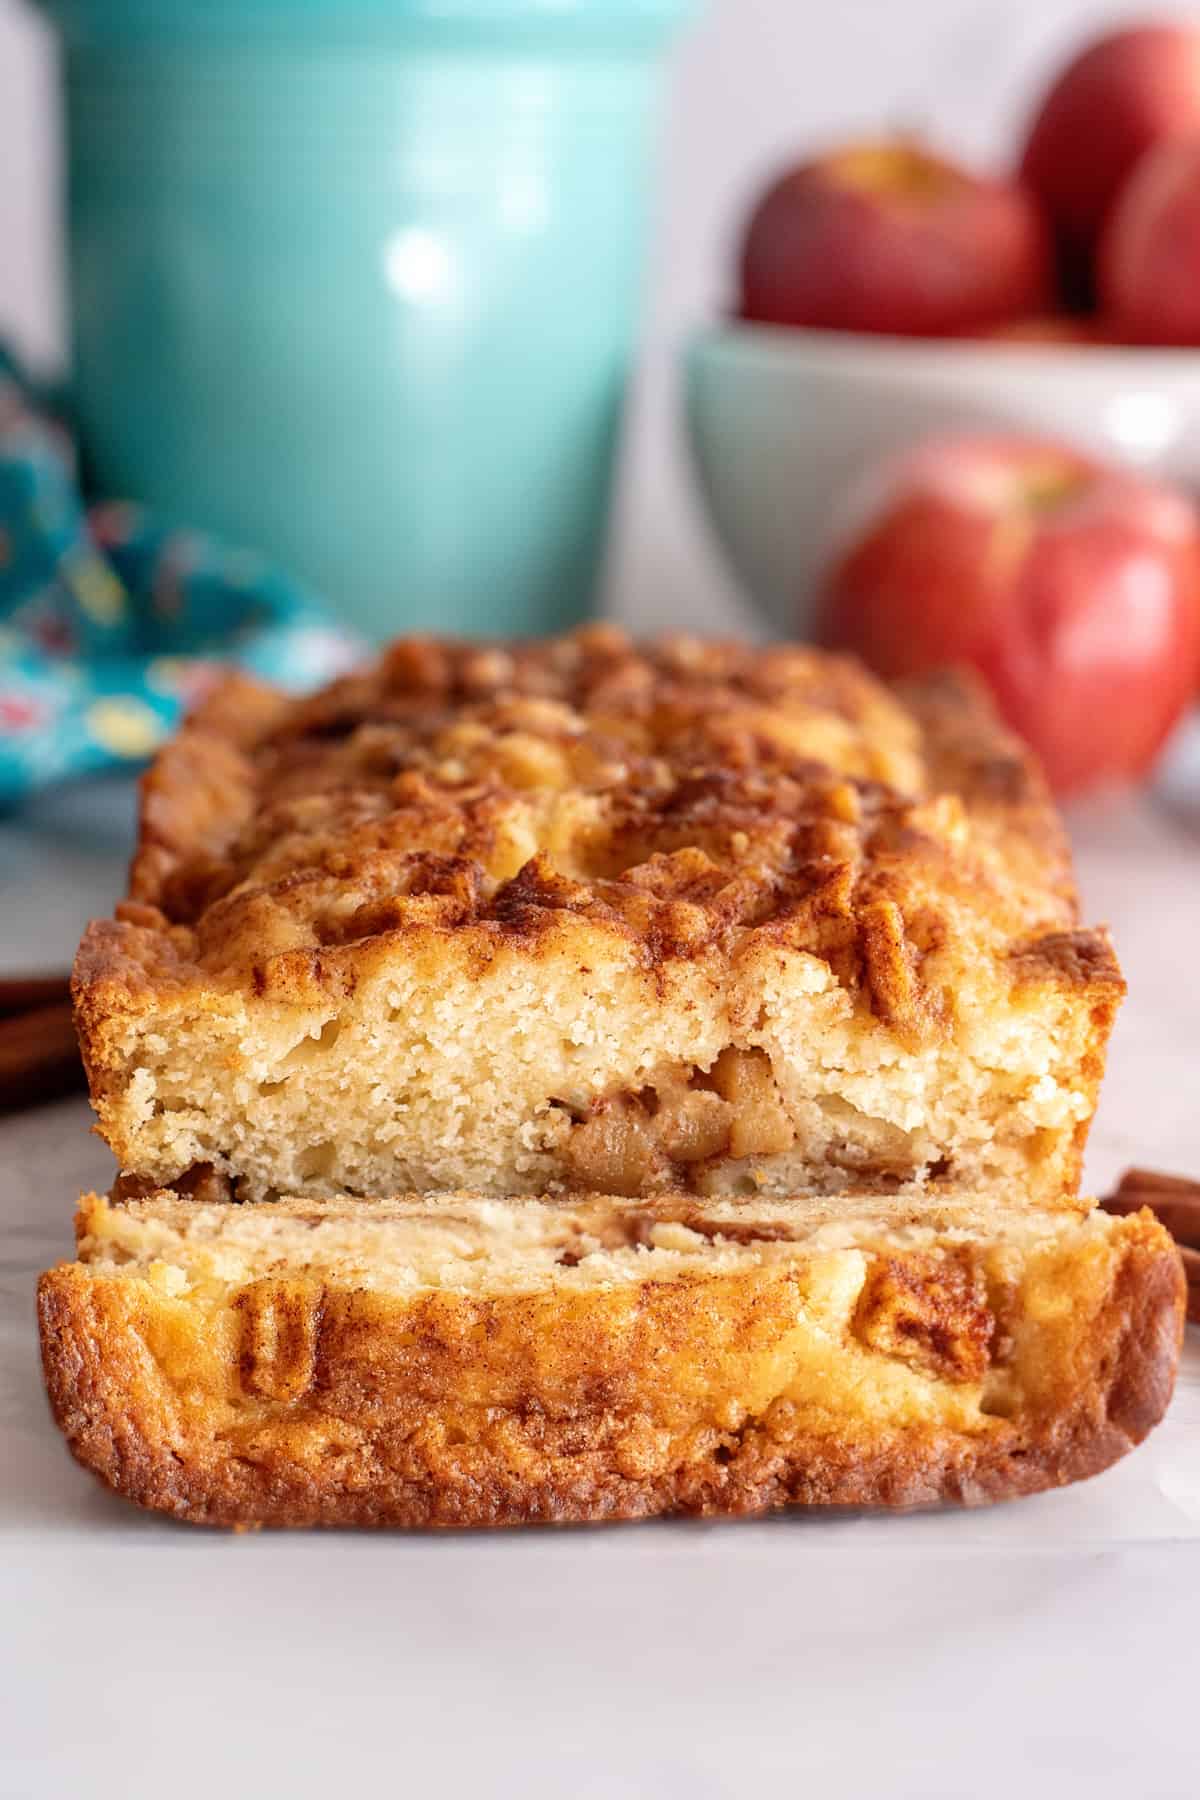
<box><xmin>739</xmin><ymin>140</ymin><xmax>1051</xmax><ymax>338</ymax></box>
<box><xmin>1019</xmin><ymin>22</ymin><xmax>1200</xmax><ymax>281</ymax></box>
<box><xmin>816</xmin><ymin>435</ymin><xmax>1200</xmax><ymax>795</ymax></box>
<box><xmin>1099</xmin><ymin>139</ymin><xmax>1200</xmax><ymax>345</ymax></box>
<box><xmin>959</xmin><ymin>315</ymin><xmax>1111</xmax><ymax>345</ymax></box>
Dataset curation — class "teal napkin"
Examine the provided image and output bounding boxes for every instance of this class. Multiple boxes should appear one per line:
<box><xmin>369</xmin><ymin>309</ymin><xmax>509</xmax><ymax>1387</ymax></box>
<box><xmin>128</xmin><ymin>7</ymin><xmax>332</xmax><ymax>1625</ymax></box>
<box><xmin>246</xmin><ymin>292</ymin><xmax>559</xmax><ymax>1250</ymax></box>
<box><xmin>0</xmin><ymin>349</ymin><xmax>361</xmax><ymax>809</ymax></box>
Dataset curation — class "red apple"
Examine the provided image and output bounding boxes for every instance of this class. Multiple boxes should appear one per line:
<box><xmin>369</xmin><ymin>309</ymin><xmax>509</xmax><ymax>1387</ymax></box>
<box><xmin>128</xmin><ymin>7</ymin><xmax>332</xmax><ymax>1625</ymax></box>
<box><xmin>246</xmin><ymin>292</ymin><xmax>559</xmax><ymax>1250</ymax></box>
<box><xmin>1019</xmin><ymin>23</ymin><xmax>1200</xmax><ymax>274</ymax></box>
<box><xmin>1099</xmin><ymin>138</ymin><xmax>1200</xmax><ymax>345</ymax></box>
<box><xmin>739</xmin><ymin>140</ymin><xmax>1052</xmax><ymax>338</ymax></box>
<box><xmin>816</xmin><ymin>436</ymin><xmax>1200</xmax><ymax>795</ymax></box>
<box><xmin>955</xmin><ymin>314</ymin><xmax>1108</xmax><ymax>345</ymax></box>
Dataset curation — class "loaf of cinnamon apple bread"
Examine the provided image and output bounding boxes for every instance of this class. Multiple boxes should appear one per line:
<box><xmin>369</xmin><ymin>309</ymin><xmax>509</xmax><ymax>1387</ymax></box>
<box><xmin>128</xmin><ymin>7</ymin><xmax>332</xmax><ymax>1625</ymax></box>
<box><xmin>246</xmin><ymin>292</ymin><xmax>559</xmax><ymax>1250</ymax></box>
<box><xmin>73</xmin><ymin>628</ymin><xmax>1121</xmax><ymax>1204</ymax></box>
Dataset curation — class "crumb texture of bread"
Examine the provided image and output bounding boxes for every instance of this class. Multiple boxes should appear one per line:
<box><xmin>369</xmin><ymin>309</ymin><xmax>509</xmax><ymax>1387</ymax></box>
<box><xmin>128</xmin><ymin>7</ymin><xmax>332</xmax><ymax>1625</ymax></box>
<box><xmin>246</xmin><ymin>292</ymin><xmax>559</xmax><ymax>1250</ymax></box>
<box><xmin>38</xmin><ymin>1191</ymin><xmax>1183</xmax><ymax>1528</ymax></box>
<box><xmin>73</xmin><ymin>630</ymin><xmax>1122</xmax><ymax>1203</ymax></box>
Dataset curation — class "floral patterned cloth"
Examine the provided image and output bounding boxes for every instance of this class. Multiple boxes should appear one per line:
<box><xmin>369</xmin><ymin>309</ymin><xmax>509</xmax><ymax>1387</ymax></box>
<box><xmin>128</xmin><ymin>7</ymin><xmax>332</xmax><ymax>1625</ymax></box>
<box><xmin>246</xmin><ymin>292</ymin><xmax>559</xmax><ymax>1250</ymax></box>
<box><xmin>0</xmin><ymin>349</ymin><xmax>361</xmax><ymax>809</ymax></box>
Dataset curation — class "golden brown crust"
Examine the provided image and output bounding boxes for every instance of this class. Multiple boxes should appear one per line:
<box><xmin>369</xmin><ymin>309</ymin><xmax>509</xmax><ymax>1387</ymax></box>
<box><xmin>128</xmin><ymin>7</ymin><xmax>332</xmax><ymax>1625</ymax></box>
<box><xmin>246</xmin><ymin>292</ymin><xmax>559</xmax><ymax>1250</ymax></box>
<box><xmin>38</xmin><ymin>1196</ymin><xmax>1183</xmax><ymax>1528</ymax></box>
<box><xmin>107</xmin><ymin>638</ymin><xmax>1077</xmax><ymax>960</ymax></box>
<box><xmin>72</xmin><ymin>631</ymin><xmax>1121</xmax><ymax>1203</ymax></box>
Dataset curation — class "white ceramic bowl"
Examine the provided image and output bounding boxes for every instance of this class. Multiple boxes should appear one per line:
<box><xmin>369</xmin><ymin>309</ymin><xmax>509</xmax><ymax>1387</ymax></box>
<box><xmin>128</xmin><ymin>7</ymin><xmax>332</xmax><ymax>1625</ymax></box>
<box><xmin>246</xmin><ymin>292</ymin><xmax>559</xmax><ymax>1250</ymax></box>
<box><xmin>684</xmin><ymin>322</ymin><xmax>1200</xmax><ymax>637</ymax></box>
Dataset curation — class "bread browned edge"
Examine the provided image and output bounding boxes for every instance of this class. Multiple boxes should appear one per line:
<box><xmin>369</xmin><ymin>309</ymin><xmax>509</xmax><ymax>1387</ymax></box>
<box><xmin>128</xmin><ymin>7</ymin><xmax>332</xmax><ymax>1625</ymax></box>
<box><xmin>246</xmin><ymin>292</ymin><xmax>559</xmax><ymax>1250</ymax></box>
<box><xmin>36</xmin><ymin>1210</ymin><xmax>1183</xmax><ymax>1530</ymax></box>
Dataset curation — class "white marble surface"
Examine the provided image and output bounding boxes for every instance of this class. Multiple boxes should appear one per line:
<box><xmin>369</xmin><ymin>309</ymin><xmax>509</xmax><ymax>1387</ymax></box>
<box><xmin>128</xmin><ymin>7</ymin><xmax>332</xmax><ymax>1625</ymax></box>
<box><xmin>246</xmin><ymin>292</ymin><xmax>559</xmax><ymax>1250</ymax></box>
<box><xmin>1</xmin><ymin>778</ymin><xmax>1198</xmax><ymax>1798</ymax></box>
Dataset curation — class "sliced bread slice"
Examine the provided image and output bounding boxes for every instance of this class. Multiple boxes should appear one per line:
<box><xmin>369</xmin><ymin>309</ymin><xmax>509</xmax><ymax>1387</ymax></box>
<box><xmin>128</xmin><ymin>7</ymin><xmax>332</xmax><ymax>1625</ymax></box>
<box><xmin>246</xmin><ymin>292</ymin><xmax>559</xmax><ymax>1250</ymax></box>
<box><xmin>38</xmin><ymin>1189</ymin><xmax>1183</xmax><ymax>1528</ymax></box>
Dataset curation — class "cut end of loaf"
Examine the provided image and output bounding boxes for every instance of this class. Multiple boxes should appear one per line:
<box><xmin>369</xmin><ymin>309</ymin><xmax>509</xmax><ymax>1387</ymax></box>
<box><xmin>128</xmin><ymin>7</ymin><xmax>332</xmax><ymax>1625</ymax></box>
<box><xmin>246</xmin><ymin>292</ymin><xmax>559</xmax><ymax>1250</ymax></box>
<box><xmin>72</xmin><ymin>629</ymin><xmax>1121</xmax><ymax>1208</ymax></box>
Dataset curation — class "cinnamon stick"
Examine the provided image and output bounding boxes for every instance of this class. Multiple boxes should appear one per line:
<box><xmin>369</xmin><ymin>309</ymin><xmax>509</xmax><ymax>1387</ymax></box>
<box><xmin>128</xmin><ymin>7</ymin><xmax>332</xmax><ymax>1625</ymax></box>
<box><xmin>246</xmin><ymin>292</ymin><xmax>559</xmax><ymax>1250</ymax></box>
<box><xmin>1102</xmin><ymin>1169</ymin><xmax>1200</xmax><ymax>1323</ymax></box>
<box><xmin>0</xmin><ymin>972</ymin><xmax>72</xmax><ymax>1020</ymax></box>
<box><xmin>0</xmin><ymin>1001</ymin><xmax>84</xmax><ymax>1110</ymax></box>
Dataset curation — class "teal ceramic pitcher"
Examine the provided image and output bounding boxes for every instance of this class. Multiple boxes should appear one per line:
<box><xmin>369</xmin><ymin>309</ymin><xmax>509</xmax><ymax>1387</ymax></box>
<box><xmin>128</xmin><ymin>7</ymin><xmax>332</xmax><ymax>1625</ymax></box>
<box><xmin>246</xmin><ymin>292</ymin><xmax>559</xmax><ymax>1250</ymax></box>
<box><xmin>39</xmin><ymin>0</ymin><xmax>695</xmax><ymax>639</ymax></box>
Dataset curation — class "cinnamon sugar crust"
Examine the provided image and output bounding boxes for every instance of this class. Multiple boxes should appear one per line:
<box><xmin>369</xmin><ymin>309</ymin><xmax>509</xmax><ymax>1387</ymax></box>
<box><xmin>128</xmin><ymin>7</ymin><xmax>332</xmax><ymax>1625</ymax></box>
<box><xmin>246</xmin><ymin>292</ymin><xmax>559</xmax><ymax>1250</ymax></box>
<box><xmin>73</xmin><ymin>629</ymin><xmax>1122</xmax><ymax>1203</ymax></box>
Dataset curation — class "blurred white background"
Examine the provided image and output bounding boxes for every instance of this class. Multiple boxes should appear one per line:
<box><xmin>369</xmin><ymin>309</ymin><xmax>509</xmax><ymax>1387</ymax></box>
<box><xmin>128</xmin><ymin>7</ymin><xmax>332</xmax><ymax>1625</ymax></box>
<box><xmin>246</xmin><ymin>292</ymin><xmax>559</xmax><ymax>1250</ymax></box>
<box><xmin>1</xmin><ymin>0</ymin><xmax>1195</xmax><ymax>629</ymax></box>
